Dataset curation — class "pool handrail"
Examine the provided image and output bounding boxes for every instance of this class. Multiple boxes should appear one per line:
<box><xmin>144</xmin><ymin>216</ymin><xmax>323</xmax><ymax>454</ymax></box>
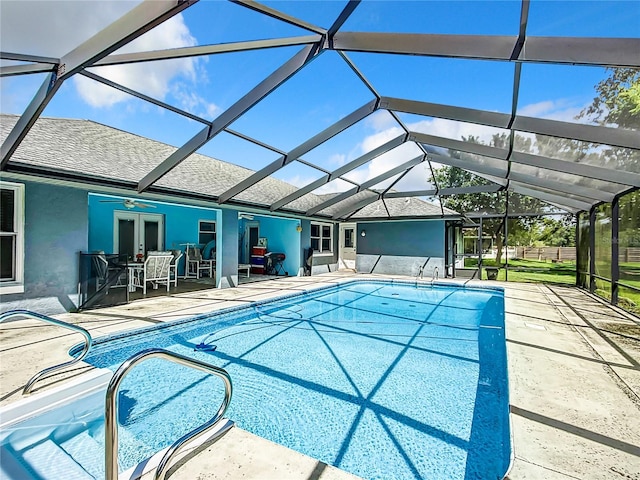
<box><xmin>105</xmin><ymin>348</ymin><xmax>233</xmax><ymax>480</ymax></box>
<box><xmin>0</xmin><ymin>309</ymin><xmax>93</xmax><ymax>395</ymax></box>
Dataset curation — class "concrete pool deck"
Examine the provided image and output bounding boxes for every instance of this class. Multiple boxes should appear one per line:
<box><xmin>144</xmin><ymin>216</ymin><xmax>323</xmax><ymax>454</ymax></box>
<box><xmin>1</xmin><ymin>272</ymin><xmax>639</xmax><ymax>479</ymax></box>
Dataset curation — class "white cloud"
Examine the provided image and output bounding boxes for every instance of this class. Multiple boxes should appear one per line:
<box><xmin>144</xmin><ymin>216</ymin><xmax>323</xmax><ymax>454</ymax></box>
<box><xmin>408</xmin><ymin>118</ymin><xmax>505</xmax><ymax>144</ymax></box>
<box><xmin>172</xmin><ymin>86</ymin><xmax>220</xmax><ymax>119</ymax></box>
<box><xmin>314</xmin><ymin>178</ymin><xmax>353</xmax><ymax>194</ymax></box>
<box><xmin>360</xmin><ymin>125</ymin><xmax>406</xmax><ymax>152</ymax></box>
<box><xmin>0</xmin><ymin>1</ymin><xmax>141</xmax><ymax>58</ymax></box>
<box><xmin>364</xmin><ymin>110</ymin><xmax>397</xmax><ymax>131</ymax></box>
<box><xmin>518</xmin><ymin>99</ymin><xmax>583</xmax><ymax>122</ymax></box>
<box><xmin>278</xmin><ymin>174</ymin><xmax>318</xmax><ymax>188</ymax></box>
<box><xmin>0</xmin><ymin>2</ymin><xmax>204</xmax><ymax>110</ymax></box>
<box><xmin>75</xmin><ymin>14</ymin><xmax>199</xmax><ymax>108</ymax></box>
<box><xmin>327</xmin><ymin>153</ymin><xmax>347</xmax><ymax>167</ymax></box>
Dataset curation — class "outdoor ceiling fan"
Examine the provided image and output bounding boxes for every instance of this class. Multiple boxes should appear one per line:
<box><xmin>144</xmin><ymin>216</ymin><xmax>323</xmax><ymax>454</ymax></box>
<box><xmin>99</xmin><ymin>198</ymin><xmax>156</xmax><ymax>209</ymax></box>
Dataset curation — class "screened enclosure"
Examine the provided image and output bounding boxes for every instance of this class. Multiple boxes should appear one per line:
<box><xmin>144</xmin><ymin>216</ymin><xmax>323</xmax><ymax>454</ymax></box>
<box><xmin>1</xmin><ymin>0</ymin><xmax>639</xmax><ymax>311</ymax></box>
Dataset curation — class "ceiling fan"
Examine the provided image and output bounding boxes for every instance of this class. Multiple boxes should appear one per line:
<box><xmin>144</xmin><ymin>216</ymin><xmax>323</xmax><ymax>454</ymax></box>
<box><xmin>99</xmin><ymin>198</ymin><xmax>156</xmax><ymax>209</ymax></box>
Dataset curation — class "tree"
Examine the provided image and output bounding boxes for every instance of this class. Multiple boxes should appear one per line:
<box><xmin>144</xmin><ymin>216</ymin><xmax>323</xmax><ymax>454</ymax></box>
<box><xmin>537</xmin><ymin>216</ymin><xmax>576</xmax><ymax>247</ymax></box>
<box><xmin>579</xmin><ymin>67</ymin><xmax>640</xmax><ymax>129</ymax></box>
<box><xmin>433</xmin><ymin>135</ymin><xmax>548</xmax><ymax>263</ymax></box>
<box><xmin>578</xmin><ymin>67</ymin><xmax>640</xmax><ymax>172</ymax></box>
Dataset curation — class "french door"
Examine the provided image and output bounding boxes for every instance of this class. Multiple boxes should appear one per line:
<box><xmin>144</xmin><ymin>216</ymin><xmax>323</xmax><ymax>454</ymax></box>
<box><xmin>113</xmin><ymin>211</ymin><xmax>164</xmax><ymax>261</ymax></box>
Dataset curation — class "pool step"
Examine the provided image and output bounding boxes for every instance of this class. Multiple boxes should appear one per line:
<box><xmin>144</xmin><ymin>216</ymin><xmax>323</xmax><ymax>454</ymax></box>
<box><xmin>61</xmin><ymin>429</ymin><xmax>106</xmax><ymax>480</ymax></box>
<box><xmin>21</xmin><ymin>439</ymin><xmax>95</xmax><ymax>479</ymax></box>
<box><xmin>0</xmin><ymin>444</ymin><xmax>37</xmax><ymax>480</ymax></box>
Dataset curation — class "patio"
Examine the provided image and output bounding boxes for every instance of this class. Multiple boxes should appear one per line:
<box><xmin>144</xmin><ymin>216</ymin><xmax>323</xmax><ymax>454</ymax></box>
<box><xmin>1</xmin><ymin>272</ymin><xmax>638</xmax><ymax>479</ymax></box>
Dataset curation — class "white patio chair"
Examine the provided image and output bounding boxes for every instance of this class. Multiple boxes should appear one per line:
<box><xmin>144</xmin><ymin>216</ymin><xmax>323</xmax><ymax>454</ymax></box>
<box><xmin>132</xmin><ymin>253</ymin><xmax>173</xmax><ymax>294</ymax></box>
<box><xmin>169</xmin><ymin>250</ymin><xmax>184</xmax><ymax>287</ymax></box>
<box><xmin>187</xmin><ymin>246</ymin><xmax>214</xmax><ymax>279</ymax></box>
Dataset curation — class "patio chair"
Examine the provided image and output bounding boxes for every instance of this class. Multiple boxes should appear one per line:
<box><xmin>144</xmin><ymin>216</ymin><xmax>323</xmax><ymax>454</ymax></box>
<box><xmin>92</xmin><ymin>251</ymin><xmax>127</xmax><ymax>290</ymax></box>
<box><xmin>132</xmin><ymin>252</ymin><xmax>173</xmax><ymax>294</ymax></box>
<box><xmin>169</xmin><ymin>249</ymin><xmax>183</xmax><ymax>287</ymax></box>
<box><xmin>92</xmin><ymin>252</ymin><xmax>109</xmax><ymax>290</ymax></box>
<box><xmin>186</xmin><ymin>246</ymin><xmax>214</xmax><ymax>279</ymax></box>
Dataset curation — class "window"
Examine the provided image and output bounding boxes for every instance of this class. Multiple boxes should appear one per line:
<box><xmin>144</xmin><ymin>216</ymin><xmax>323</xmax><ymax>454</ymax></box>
<box><xmin>0</xmin><ymin>182</ymin><xmax>25</xmax><ymax>293</ymax></box>
<box><xmin>344</xmin><ymin>228</ymin><xmax>354</xmax><ymax>248</ymax></box>
<box><xmin>310</xmin><ymin>221</ymin><xmax>333</xmax><ymax>254</ymax></box>
<box><xmin>198</xmin><ymin>221</ymin><xmax>216</xmax><ymax>245</ymax></box>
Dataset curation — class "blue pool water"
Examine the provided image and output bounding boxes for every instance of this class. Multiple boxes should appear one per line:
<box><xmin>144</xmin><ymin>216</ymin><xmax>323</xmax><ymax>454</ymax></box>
<box><xmin>7</xmin><ymin>280</ymin><xmax>511</xmax><ymax>479</ymax></box>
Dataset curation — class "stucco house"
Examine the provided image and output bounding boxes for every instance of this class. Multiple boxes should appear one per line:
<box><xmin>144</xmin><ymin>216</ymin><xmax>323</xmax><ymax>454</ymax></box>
<box><xmin>0</xmin><ymin>113</ymin><xmax>461</xmax><ymax>314</ymax></box>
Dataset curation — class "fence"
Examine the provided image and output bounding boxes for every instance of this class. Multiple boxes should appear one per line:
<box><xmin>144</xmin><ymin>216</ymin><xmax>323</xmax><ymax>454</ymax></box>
<box><xmin>514</xmin><ymin>246</ymin><xmax>640</xmax><ymax>263</ymax></box>
<box><xmin>515</xmin><ymin>247</ymin><xmax>576</xmax><ymax>261</ymax></box>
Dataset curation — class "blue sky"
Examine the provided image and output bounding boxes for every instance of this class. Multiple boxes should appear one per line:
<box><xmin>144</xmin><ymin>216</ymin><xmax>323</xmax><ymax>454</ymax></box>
<box><xmin>1</xmin><ymin>0</ymin><xmax>639</xmax><ymax>196</ymax></box>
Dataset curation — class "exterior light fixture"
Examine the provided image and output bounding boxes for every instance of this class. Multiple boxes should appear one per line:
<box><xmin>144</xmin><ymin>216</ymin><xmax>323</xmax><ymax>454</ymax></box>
<box><xmin>361</xmin><ymin>230</ymin><xmax>366</xmax><ymax>237</ymax></box>
<box><xmin>296</xmin><ymin>224</ymin><xmax>302</xmax><ymax>233</ymax></box>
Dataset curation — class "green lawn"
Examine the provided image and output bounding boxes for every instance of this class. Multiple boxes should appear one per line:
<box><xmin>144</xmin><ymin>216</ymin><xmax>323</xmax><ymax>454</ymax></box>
<box><xmin>465</xmin><ymin>258</ymin><xmax>576</xmax><ymax>283</ymax></box>
<box><xmin>461</xmin><ymin>258</ymin><xmax>640</xmax><ymax>314</ymax></box>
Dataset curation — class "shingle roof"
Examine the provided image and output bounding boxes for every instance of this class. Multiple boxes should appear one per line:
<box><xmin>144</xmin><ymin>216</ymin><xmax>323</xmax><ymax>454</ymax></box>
<box><xmin>1</xmin><ymin>114</ymin><xmax>458</xmax><ymax>220</ymax></box>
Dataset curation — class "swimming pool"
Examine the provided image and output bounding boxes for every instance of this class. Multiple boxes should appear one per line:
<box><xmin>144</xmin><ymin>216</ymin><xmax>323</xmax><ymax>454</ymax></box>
<box><xmin>3</xmin><ymin>280</ymin><xmax>510</xmax><ymax>479</ymax></box>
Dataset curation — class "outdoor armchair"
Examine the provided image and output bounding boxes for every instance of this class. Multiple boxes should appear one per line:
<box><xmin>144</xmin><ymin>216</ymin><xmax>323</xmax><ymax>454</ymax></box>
<box><xmin>132</xmin><ymin>252</ymin><xmax>173</xmax><ymax>294</ymax></box>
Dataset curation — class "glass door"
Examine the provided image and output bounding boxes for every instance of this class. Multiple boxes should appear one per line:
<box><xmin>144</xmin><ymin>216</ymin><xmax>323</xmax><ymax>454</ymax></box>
<box><xmin>114</xmin><ymin>211</ymin><xmax>164</xmax><ymax>261</ymax></box>
<box><xmin>339</xmin><ymin>223</ymin><xmax>356</xmax><ymax>269</ymax></box>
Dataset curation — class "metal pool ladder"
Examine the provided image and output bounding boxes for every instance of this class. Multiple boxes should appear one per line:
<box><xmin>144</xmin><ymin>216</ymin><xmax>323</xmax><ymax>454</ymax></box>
<box><xmin>0</xmin><ymin>309</ymin><xmax>92</xmax><ymax>395</ymax></box>
<box><xmin>105</xmin><ymin>348</ymin><xmax>233</xmax><ymax>480</ymax></box>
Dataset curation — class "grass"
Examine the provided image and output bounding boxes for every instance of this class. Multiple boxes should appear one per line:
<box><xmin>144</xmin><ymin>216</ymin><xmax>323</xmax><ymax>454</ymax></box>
<box><xmin>464</xmin><ymin>258</ymin><xmax>577</xmax><ymax>285</ymax></box>
<box><xmin>462</xmin><ymin>258</ymin><xmax>640</xmax><ymax>314</ymax></box>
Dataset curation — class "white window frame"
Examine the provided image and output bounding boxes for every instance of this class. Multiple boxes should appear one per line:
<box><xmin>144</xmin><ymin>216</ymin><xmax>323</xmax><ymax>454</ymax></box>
<box><xmin>0</xmin><ymin>181</ymin><xmax>25</xmax><ymax>294</ymax></box>
<box><xmin>198</xmin><ymin>220</ymin><xmax>216</xmax><ymax>246</ymax></box>
<box><xmin>310</xmin><ymin>221</ymin><xmax>333</xmax><ymax>256</ymax></box>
